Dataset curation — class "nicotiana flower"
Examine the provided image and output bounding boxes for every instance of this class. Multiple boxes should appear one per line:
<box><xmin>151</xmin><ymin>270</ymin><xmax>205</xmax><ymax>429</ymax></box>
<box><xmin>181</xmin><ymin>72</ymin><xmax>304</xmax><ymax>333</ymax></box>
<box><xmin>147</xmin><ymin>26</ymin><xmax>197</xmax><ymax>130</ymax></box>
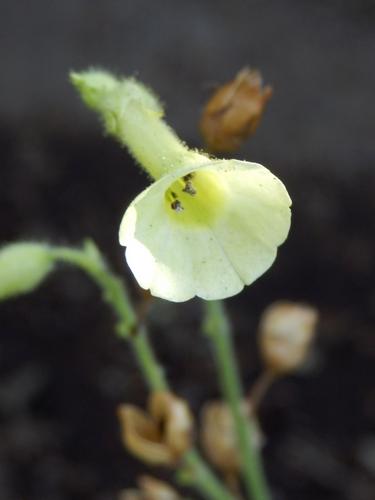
<box><xmin>119</xmin><ymin>160</ymin><xmax>290</xmax><ymax>301</ymax></box>
<box><xmin>71</xmin><ymin>70</ymin><xmax>291</xmax><ymax>302</ymax></box>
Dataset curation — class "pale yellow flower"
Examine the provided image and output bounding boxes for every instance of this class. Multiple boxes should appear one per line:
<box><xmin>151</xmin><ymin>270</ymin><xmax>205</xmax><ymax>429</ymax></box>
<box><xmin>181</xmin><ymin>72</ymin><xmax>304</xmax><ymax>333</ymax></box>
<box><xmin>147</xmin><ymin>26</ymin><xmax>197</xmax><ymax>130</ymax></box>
<box><xmin>119</xmin><ymin>160</ymin><xmax>291</xmax><ymax>302</ymax></box>
<box><xmin>71</xmin><ymin>70</ymin><xmax>291</xmax><ymax>302</ymax></box>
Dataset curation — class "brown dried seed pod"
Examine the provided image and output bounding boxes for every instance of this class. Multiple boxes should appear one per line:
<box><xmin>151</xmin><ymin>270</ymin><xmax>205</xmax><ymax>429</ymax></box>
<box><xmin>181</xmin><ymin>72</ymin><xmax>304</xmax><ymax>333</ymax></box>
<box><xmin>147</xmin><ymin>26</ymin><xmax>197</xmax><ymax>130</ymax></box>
<box><xmin>258</xmin><ymin>301</ymin><xmax>318</xmax><ymax>375</ymax></box>
<box><xmin>119</xmin><ymin>475</ymin><xmax>182</xmax><ymax>500</ymax></box>
<box><xmin>117</xmin><ymin>405</ymin><xmax>174</xmax><ymax>466</ymax></box>
<box><xmin>200</xmin><ymin>67</ymin><xmax>273</xmax><ymax>153</ymax></box>
<box><xmin>117</xmin><ymin>391</ymin><xmax>194</xmax><ymax>467</ymax></box>
<box><xmin>200</xmin><ymin>399</ymin><xmax>263</xmax><ymax>479</ymax></box>
<box><xmin>149</xmin><ymin>391</ymin><xmax>194</xmax><ymax>457</ymax></box>
<box><xmin>200</xmin><ymin>400</ymin><xmax>241</xmax><ymax>474</ymax></box>
<box><xmin>138</xmin><ymin>475</ymin><xmax>182</xmax><ymax>500</ymax></box>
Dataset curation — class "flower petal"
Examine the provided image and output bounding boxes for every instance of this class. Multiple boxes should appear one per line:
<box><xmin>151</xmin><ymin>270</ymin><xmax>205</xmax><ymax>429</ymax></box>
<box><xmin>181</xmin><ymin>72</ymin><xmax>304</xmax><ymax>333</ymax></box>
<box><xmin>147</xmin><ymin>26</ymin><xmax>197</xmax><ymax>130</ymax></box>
<box><xmin>210</xmin><ymin>160</ymin><xmax>291</xmax><ymax>285</ymax></box>
<box><xmin>119</xmin><ymin>160</ymin><xmax>291</xmax><ymax>302</ymax></box>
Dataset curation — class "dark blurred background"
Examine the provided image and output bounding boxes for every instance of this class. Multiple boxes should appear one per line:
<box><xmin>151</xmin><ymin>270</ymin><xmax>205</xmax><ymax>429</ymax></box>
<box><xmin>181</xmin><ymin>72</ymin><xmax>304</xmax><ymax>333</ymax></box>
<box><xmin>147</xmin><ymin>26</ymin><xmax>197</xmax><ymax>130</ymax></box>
<box><xmin>1</xmin><ymin>1</ymin><xmax>375</xmax><ymax>499</ymax></box>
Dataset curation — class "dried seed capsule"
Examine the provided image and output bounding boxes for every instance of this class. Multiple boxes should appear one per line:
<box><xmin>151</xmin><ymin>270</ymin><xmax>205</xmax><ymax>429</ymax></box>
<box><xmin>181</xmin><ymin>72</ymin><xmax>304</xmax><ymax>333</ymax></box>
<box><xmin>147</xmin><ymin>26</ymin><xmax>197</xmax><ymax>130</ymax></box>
<box><xmin>117</xmin><ymin>391</ymin><xmax>194</xmax><ymax>467</ymax></box>
<box><xmin>200</xmin><ymin>67</ymin><xmax>273</xmax><ymax>152</ymax></box>
<box><xmin>258</xmin><ymin>301</ymin><xmax>318</xmax><ymax>375</ymax></box>
<box><xmin>119</xmin><ymin>475</ymin><xmax>182</xmax><ymax>500</ymax></box>
<box><xmin>200</xmin><ymin>400</ymin><xmax>262</xmax><ymax>476</ymax></box>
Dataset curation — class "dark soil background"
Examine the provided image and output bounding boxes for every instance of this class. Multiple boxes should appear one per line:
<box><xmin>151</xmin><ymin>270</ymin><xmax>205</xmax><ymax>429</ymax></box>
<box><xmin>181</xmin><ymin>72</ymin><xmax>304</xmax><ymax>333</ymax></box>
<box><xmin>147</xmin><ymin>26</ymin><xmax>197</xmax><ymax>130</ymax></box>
<box><xmin>1</xmin><ymin>1</ymin><xmax>375</xmax><ymax>499</ymax></box>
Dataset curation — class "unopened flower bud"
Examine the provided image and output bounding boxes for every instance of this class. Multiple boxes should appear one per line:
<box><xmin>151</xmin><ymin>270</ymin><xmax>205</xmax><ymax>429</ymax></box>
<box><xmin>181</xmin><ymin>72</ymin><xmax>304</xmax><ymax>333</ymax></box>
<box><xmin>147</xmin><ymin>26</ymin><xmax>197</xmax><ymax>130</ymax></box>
<box><xmin>70</xmin><ymin>70</ymin><xmax>118</xmax><ymax>112</ymax></box>
<box><xmin>119</xmin><ymin>475</ymin><xmax>182</xmax><ymax>500</ymax></box>
<box><xmin>0</xmin><ymin>242</ymin><xmax>54</xmax><ymax>301</ymax></box>
<box><xmin>258</xmin><ymin>301</ymin><xmax>318</xmax><ymax>375</ymax></box>
<box><xmin>118</xmin><ymin>391</ymin><xmax>193</xmax><ymax>467</ymax></box>
<box><xmin>200</xmin><ymin>67</ymin><xmax>273</xmax><ymax>152</ymax></box>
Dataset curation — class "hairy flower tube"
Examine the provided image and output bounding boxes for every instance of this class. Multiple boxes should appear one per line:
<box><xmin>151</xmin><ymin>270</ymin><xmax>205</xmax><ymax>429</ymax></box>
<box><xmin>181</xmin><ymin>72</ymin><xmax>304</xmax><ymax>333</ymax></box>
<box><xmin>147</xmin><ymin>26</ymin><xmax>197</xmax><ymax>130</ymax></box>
<box><xmin>71</xmin><ymin>70</ymin><xmax>291</xmax><ymax>302</ymax></box>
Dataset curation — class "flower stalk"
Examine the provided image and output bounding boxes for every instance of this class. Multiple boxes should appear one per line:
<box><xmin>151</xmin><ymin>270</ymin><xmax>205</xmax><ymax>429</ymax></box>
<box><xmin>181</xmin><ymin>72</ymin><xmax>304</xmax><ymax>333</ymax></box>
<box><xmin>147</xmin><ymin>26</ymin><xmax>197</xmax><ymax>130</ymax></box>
<box><xmin>203</xmin><ymin>300</ymin><xmax>271</xmax><ymax>500</ymax></box>
<box><xmin>179</xmin><ymin>449</ymin><xmax>235</xmax><ymax>500</ymax></box>
<box><xmin>51</xmin><ymin>241</ymin><xmax>234</xmax><ymax>500</ymax></box>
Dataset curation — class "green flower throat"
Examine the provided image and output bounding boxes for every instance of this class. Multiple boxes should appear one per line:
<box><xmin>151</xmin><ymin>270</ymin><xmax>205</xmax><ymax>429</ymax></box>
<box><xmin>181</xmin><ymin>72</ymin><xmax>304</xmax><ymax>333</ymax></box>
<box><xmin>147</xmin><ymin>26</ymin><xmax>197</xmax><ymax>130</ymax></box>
<box><xmin>164</xmin><ymin>170</ymin><xmax>228</xmax><ymax>227</ymax></box>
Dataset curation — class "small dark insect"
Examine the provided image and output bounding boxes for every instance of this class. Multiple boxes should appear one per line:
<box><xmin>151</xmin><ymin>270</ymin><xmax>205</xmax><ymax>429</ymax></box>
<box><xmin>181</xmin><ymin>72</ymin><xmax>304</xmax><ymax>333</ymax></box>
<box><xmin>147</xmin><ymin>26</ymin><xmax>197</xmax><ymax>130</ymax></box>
<box><xmin>171</xmin><ymin>200</ymin><xmax>184</xmax><ymax>212</ymax></box>
<box><xmin>182</xmin><ymin>181</ymin><xmax>197</xmax><ymax>196</ymax></box>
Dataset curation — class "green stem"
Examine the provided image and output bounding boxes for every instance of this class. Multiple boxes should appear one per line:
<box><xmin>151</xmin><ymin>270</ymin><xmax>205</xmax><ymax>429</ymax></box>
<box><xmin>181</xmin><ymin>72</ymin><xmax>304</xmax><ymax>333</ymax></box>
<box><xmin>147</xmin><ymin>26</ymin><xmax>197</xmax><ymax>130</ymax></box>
<box><xmin>50</xmin><ymin>242</ymin><xmax>136</xmax><ymax>337</ymax></box>
<box><xmin>51</xmin><ymin>242</ymin><xmax>234</xmax><ymax>499</ymax></box>
<box><xmin>203</xmin><ymin>300</ymin><xmax>271</xmax><ymax>500</ymax></box>
<box><xmin>178</xmin><ymin>449</ymin><xmax>233</xmax><ymax>500</ymax></box>
<box><xmin>51</xmin><ymin>242</ymin><xmax>167</xmax><ymax>391</ymax></box>
<box><xmin>132</xmin><ymin>326</ymin><xmax>168</xmax><ymax>391</ymax></box>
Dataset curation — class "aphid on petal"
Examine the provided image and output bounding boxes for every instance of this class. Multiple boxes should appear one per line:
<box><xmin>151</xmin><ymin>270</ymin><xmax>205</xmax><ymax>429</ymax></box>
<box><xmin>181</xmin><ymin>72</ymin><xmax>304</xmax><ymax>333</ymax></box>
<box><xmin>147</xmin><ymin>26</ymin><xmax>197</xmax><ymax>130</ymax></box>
<box><xmin>200</xmin><ymin>68</ymin><xmax>273</xmax><ymax>152</ymax></box>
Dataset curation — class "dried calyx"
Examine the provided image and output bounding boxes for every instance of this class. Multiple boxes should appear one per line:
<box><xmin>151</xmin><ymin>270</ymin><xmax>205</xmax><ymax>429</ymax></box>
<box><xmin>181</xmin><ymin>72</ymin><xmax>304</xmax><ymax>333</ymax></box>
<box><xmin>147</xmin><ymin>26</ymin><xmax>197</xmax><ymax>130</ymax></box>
<box><xmin>119</xmin><ymin>475</ymin><xmax>182</xmax><ymax>500</ymax></box>
<box><xmin>258</xmin><ymin>301</ymin><xmax>318</xmax><ymax>376</ymax></box>
<box><xmin>200</xmin><ymin>400</ymin><xmax>263</xmax><ymax>479</ymax></box>
<box><xmin>117</xmin><ymin>391</ymin><xmax>194</xmax><ymax>467</ymax></box>
<box><xmin>200</xmin><ymin>67</ymin><xmax>273</xmax><ymax>152</ymax></box>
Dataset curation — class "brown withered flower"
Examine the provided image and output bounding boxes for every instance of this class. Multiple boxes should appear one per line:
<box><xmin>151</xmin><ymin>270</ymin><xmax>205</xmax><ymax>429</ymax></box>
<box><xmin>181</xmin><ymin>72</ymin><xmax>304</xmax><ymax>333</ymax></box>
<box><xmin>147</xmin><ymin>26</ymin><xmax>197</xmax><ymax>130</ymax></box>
<box><xmin>200</xmin><ymin>67</ymin><xmax>273</xmax><ymax>152</ymax></box>
<box><xmin>258</xmin><ymin>301</ymin><xmax>318</xmax><ymax>376</ymax></box>
<box><xmin>119</xmin><ymin>475</ymin><xmax>182</xmax><ymax>500</ymax></box>
<box><xmin>117</xmin><ymin>391</ymin><xmax>193</xmax><ymax>467</ymax></box>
